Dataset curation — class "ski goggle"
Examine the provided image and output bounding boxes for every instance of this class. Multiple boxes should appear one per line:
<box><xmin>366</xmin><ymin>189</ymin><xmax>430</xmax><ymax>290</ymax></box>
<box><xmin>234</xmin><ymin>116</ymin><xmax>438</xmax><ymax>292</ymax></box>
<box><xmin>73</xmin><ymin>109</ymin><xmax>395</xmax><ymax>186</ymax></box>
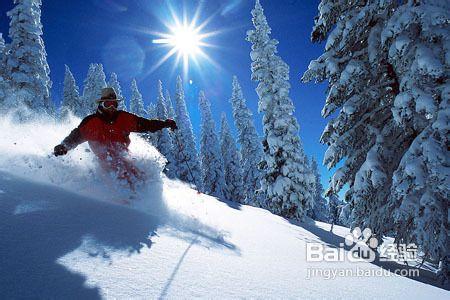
<box><xmin>99</xmin><ymin>100</ymin><xmax>118</xmax><ymax>109</ymax></box>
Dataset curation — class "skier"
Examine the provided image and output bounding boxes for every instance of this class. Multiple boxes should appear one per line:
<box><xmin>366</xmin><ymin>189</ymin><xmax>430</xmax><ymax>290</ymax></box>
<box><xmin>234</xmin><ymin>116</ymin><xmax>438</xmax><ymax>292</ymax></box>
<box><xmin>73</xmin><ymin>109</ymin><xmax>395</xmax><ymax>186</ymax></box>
<box><xmin>53</xmin><ymin>87</ymin><xmax>177</xmax><ymax>190</ymax></box>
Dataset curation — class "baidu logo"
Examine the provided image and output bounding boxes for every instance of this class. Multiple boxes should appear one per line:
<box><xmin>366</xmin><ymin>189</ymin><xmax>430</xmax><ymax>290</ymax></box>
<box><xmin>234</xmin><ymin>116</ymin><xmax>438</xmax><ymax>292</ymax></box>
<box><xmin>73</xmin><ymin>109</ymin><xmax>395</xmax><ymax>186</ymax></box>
<box><xmin>306</xmin><ymin>227</ymin><xmax>379</xmax><ymax>263</ymax></box>
<box><xmin>344</xmin><ymin>227</ymin><xmax>378</xmax><ymax>262</ymax></box>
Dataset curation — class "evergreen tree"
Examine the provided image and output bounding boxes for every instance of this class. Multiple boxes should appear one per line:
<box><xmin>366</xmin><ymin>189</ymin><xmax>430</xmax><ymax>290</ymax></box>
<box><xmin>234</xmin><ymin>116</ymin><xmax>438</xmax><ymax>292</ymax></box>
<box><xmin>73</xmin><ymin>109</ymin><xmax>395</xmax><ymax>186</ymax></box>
<box><xmin>147</xmin><ymin>102</ymin><xmax>156</xmax><ymax>119</ymax></box>
<box><xmin>82</xmin><ymin>63</ymin><xmax>106</xmax><ymax>116</ymax></box>
<box><xmin>108</xmin><ymin>72</ymin><xmax>126</xmax><ymax>111</ymax></box>
<box><xmin>0</xmin><ymin>33</ymin><xmax>6</xmax><ymax>70</ymax></box>
<box><xmin>199</xmin><ymin>91</ymin><xmax>227</xmax><ymax>199</ymax></box>
<box><xmin>229</xmin><ymin>76</ymin><xmax>263</xmax><ymax>206</ymax></box>
<box><xmin>220</xmin><ymin>113</ymin><xmax>244</xmax><ymax>203</ymax></box>
<box><xmin>0</xmin><ymin>33</ymin><xmax>9</xmax><ymax>107</ymax></box>
<box><xmin>303</xmin><ymin>155</ymin><xmax>316</xmax><ymax>217</ymax></box>
<box><xmin>155</xmin><ymin>80</ymin><xmax>176</xmax><ymax>178</ymax></box>
<box><xmin>339</xmin><ymin>202</ymin><xmax>352</xmax><ymax>227</ymax></box>
<box><xmin>144</xmin><ymin>102</ymin><xmax>158</xmax><ymax>146</ymax></box>
<box><xmin>385</xmin><ymin>2</ymin><xmax>449</xmax><ymax>274</ymax></box>
<box><xmin>130</xmin><ymin>79</ymin><xmax>146</xmax><ymax>116</ymax></box>
<box><xmin>173</xmin><ymin>76</ymin><xmax>202</xmax><ymax>189</ymax></box>
<box><xmin>165</xmin><ymin>89</ymin><xmax>178</xmax><ymax>177</ymax></box>
<box><xmin>165</xmin><ymin>90</ymin><xmax>176</xmax><ymax>120</ymax></box>
<box><xmin>81</xmin><ymin>64</ymin><xmax>95</xmax><ymax>116</ymax></box>
<box><xmin>303</xmin><ymin>0</ymin><xmax>449</xmax><ymax>271</ymax></box>
<box><xmin>302</xmin><ymin>0</ymin><xmax>400</xmax><ymax>234</ymax></box>
<box><xmin>5</xmin><ymin>0</ymin><xmax>53</xmax><ymax>116</ymax></box>
<box><xmin>60</xmin><ymin>65</ymin><xmax>81</xmax><ymax>119</ymax></box>
<box><xmin>307</xmin><ymin>157</ymin><xmax>328</xmax><ymax>222</ymax></box>
<box><xmin>328</xmin><ymin>193</ymin><xmax>342</xmax><ymax>232</ymax></box>
<box><xmin>0</xmin><ymin>33</ymin><xmax>5</xmax><ymax>55</ymax></box>
<box><xmin>247</xmin><ymin>0</ymin><xmax>313</xmax><ymax>219</ymax></box>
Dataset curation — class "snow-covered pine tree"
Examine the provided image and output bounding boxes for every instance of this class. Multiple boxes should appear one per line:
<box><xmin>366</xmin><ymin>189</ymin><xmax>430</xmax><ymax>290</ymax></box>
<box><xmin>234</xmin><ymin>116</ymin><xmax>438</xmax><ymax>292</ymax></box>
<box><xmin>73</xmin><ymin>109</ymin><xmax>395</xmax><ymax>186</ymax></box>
<box><xmin>339</xmin><ymin>202</ymin><xmax>352</xmax><ymax>227</ymax></box>
<box><xmin>303</xmin><ymin>155</ymin><xmax>316</xmax><ymax>217</ymax></box>
<box><xmin>155</xmin><ymin>80</ymin><xmax>176</xmax><ymax>178</ymax></box>
<box><xmin>144</xmin><ymin>102</ymin><xmax>158</xmax><ymax>146</ymax></box>
<box><xmin>173</xmin><ymin>76</ymin><xmax>202</xmax><ymax>189</ymax></box>
<box><xmin>165</xmin><ymin>90</ymin><xmax>176</xmax><ymax>120</ymax></box>
<box><xmin>220</xmin><ymin>113</ymin><xmax>244</xmax><ymax>203</ymax></box>
<box><xmin>164</xmin><ymin>89</ymin><xmax>179</xmax><ymax>178</ymax></box>
<box><xmin>60</xmin><ymin>65</ymin><xmax>81</xmax><ymax>119</ymax></box>
<box><xmin>229</xmin><ymin>76</ymin><xmax>263</xmax><ymax>206</ymax></box>
<box><xmin>0</xmin><ymin>33</ymin><xmax>5</xmax><ymax>56</ymax></box>
<box><xmin>199</xmin><ymin>91</ymin><xmax>227</xmax><ymax>199</ymax></box>
<box><xmin>81</xmin><ymin>64</ymin><xmax>95</xmax><ymax>116</ymax></box>
<box><xmin>384</xmin><ymin>1</ymin><xmax>449</xmax><ymax>275</ymax></box>
<box><xmin>0</xmin><ymin>33</ymin><xmax>6</xmax><ymax>72</ymax></box>
<box><xmin>108</xmin><ymin>72</ymin><xmax>126</xmax><ymax>111</ymax></box>
<box><xmin>328</xmin><ymin>193</ymin><xmax>343</xmax><ymax>231</ymax></box>
<box><xmin>5</xmin><ymin>0</ymin><xmax>53</xmax><ymax>117</ymax></box>
<box><xmin>147</xmin><ymin>102</ymin><xmax>156</xmax><ymax>119</ymax></box>
<box><xmin>302</xmin><ymin>0</ymin><xmax>401</xmax><ymax>235</ymax></box>
<box><xmin>146</xmin><ymin>102</ymin><xmax>157</xmax><ymax>119</ymax></box>
<box><xmin>247</xmin><ymin>0</ymin><xmax>313</xmax><ymax>219</ymax></box>
<box><xmin>308</xmin><ymin>157</ymin><xmax>328</xmax><ymax>222</ymax></box>
<box><xmin>82</xmin><ymin>63</ymin><xmax>106</xmax><ymax>116</ymax></box>
<box><xmin>303</xmin><ymin>0</ymin><xmax>449</xmax><ymax>270</ymax></box>
<box><xmin>0</xmin><ymin>33</ymin><xmax>9</xmax><ymax>107</ymax></box>
<box><xmin>130</xmin><ymin>79</ymin><xmax>146</xmax><ymax>116</ymax></box>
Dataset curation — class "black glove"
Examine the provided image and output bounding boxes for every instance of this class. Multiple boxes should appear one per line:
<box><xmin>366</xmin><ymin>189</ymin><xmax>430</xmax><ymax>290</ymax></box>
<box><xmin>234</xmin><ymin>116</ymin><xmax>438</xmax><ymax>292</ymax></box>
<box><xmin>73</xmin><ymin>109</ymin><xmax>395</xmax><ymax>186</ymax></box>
<box><xmin>165</xmin><ymin>119</ymin><xmax>178</xmax><ymax>131</ymax></box>
<box><xmin>54</xmin><ymin>144</ymin><xmax>68</xmax><ymax>156</ymax></box>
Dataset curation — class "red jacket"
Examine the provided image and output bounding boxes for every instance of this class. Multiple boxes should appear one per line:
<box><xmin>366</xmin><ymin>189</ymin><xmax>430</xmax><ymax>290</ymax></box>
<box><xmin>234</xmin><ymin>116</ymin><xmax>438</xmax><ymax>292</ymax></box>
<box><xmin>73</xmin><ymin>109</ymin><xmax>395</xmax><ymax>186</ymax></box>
<box><xmin>63</xmin><ymin>110</ymin><xmax>166</xmax><ymax>160</ymax></box>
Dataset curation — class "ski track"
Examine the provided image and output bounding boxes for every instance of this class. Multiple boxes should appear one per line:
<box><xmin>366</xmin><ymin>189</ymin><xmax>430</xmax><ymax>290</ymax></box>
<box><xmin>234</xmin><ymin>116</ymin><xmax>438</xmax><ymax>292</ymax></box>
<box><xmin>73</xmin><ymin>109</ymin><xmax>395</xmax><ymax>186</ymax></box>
<box><xmin>0</xmin><ymin>117</ymin><xmax>449</xmax><ymax>299</ymax></box>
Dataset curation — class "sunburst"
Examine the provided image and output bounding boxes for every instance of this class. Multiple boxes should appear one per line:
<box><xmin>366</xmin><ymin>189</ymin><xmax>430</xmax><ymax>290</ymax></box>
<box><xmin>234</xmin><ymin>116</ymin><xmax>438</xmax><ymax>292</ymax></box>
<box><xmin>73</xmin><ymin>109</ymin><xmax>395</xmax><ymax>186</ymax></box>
<box><xmin>150</xmin><ymin>4</ymin><xmax>220</xmax><ymax>77</ymax></box>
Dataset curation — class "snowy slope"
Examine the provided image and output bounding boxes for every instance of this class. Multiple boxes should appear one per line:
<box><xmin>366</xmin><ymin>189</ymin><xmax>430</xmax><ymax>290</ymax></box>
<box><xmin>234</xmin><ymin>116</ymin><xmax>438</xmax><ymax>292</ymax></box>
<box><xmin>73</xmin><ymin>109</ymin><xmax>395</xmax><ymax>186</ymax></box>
<box><xmin>0</xmin><ymin>117</ymin><xmax>449</xmax><ymax>299</ymax></box>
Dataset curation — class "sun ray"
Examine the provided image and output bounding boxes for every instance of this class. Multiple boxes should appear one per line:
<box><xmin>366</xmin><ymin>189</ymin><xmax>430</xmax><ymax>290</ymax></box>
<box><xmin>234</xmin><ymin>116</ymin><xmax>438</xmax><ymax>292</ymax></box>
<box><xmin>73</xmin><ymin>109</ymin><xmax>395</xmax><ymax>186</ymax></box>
<box><xmin>197</xmin><ymin>30</ymin><xmax>223</xmax><ymax>40</ymax></box>
<box><xmin>194</xmin><ymin>7</ymin><xmax>223</xmax><ymax>33</ymax></box>
<box><xmin>183</xmin><ymin>53</ymin><xmax>189</xmax><ymax>78</ymax></box>
<box><xmin>167</xmin><ymin>3</ymin><xmax>181</xmax><ymax>28</ymax></box>
<box><xmin>143</xmin><ymin>47</ymin><xmax>178</xmax><ymax>78</ymax></box>
<box><xmin>152</xmin><ymin>38</ymin><xmax>170</xmax><ymax>44</ymax></box>
<box><xmin>197</xmin><ymin>49</ymin><xmax>222</xmax><ymax>70</ymax></box>
<box><xmin>197</xmin><ymin>42</ymin><xmax>221</xmax><ymax>49</ymax></box>
<box><xmin>190</xmin><ymin>1</ymin><xmax>204</xmax><ymax>29</ymax></box>
<box><xmin>191</xmin><ymin>54</ymin><xmax>201</xmax><ymax>70</ymax></box>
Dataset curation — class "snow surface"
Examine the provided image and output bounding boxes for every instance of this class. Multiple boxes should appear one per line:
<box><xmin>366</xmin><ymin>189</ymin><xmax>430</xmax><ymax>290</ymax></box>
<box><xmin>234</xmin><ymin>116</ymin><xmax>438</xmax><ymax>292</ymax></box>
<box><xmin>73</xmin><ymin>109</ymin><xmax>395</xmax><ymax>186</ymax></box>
<box><xmin>0</xmin><ymin>116</ymin><xmax>448</xmax><ymax>299</ymax></box>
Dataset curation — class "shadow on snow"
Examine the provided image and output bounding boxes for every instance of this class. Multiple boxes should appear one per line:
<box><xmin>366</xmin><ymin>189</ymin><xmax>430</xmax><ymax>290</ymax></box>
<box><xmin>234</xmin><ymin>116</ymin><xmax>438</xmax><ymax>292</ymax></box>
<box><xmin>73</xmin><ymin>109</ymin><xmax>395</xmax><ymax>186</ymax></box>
<box><xmin>0</xmin><ymin>172</ymin><xmax>237</xmax><ymax>299</ymax></box>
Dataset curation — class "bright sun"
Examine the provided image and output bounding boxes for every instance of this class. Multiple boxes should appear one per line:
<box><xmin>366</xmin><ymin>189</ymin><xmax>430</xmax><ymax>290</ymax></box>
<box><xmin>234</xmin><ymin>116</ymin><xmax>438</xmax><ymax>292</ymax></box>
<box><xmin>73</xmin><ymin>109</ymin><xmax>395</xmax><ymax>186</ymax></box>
<box><xmin>149</xmin><ymin>4</ymin><xmax>220</xmax><ymax>77</ymax></box>
<box><xmin>152</xmin><ymin>22</ymin><xmax>207</xmax><ymax>74</ymax></box>
<box><xmin>169</xmin><ymin>25</ymin><xmax>201</xmax><ymax>56</ymax></box>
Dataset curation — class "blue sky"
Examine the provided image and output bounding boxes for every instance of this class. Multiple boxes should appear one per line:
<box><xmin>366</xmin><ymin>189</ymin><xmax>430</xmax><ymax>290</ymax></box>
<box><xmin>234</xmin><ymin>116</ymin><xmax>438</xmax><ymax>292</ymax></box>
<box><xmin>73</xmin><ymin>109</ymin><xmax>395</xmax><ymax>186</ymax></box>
<box><xmin>0</xmin><ymin>0</ymin><xmax>340</xmax><ymax>193</ymax></box>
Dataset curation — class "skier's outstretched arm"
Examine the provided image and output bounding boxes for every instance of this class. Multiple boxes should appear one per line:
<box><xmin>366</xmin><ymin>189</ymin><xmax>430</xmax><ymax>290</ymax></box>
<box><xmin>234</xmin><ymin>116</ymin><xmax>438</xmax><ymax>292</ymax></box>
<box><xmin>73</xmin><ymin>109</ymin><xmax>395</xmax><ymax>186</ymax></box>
<box><xmin>134</xmin><ymin>116</ymin><xmax>177</xmax><ymax>133</ymax></box>
<box><xmin>54</xmin><ymin>127</ymin><xmax>86</xmax><ymax>156</ymax></box>
<box><xmin>53</xmin><ymin>116</ymin><xmax>90</xmax><ymax>157</ymax></box>
<box><xmin>63</xmin><ymin>127</ymin><xmax>86</xmax><ymax>149</ymax></box>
